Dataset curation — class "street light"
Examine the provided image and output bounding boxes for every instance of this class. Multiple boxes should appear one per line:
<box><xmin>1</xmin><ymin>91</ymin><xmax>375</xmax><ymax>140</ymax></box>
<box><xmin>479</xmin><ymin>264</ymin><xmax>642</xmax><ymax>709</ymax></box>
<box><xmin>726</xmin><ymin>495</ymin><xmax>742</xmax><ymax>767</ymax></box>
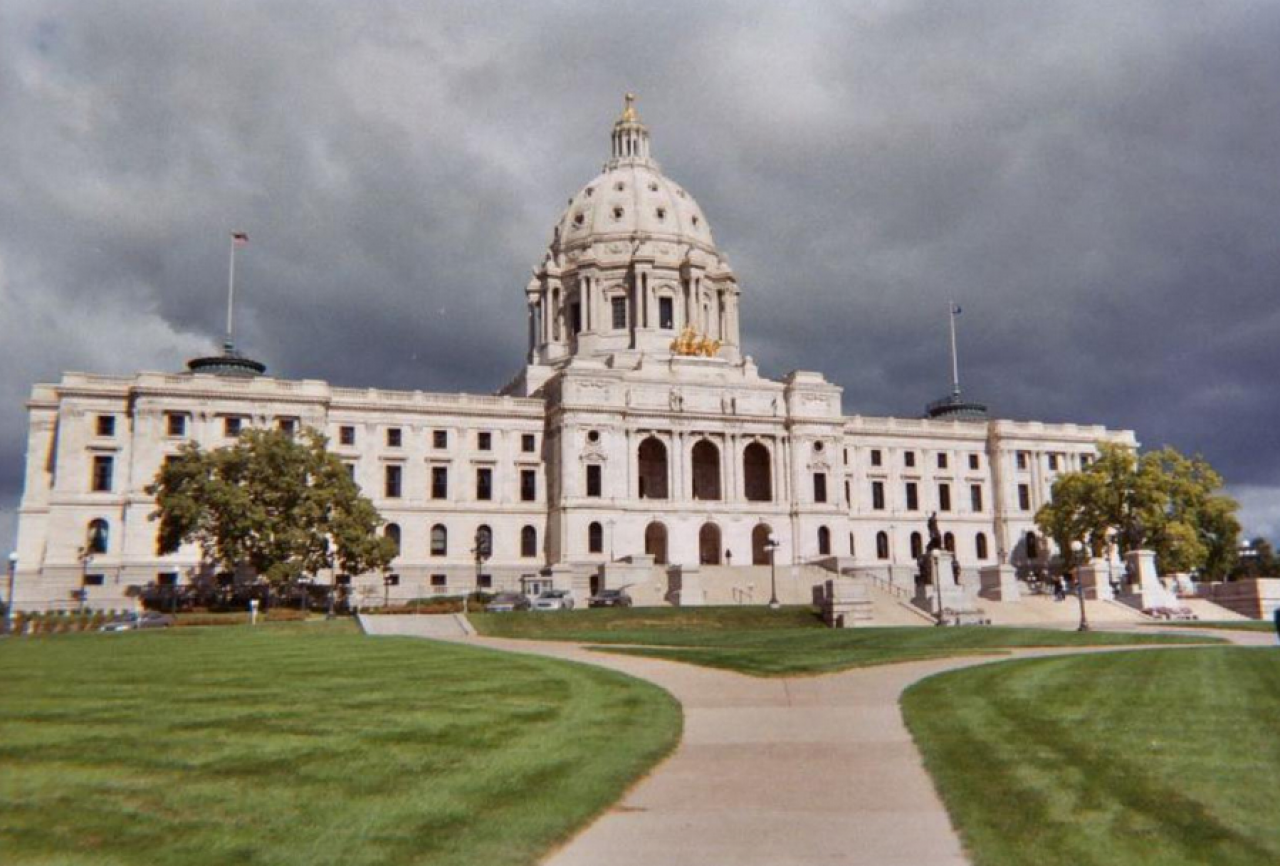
<box><xmin>1072</xmin><ymin>540</ymin><xmax>1090</xmax><ymax>632</ymax></box>
<box><xmin>5</xmin><ymin>553</ymin><xmax>16</xmax><ymax>634</ymax></box>
<box><xmin>763</xmin><ymin>534</ymin><xmax>780</xmax><ymax>609</ymax></box>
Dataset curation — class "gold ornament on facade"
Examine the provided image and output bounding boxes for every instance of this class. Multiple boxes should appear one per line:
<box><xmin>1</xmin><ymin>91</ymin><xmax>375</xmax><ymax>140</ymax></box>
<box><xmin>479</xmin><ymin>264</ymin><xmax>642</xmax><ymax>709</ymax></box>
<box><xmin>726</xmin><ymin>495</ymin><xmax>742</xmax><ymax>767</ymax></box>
<box><xmin>671</xmin><ymin>326</ymin><xmax>721</xmax><ymax>357</ymax></box>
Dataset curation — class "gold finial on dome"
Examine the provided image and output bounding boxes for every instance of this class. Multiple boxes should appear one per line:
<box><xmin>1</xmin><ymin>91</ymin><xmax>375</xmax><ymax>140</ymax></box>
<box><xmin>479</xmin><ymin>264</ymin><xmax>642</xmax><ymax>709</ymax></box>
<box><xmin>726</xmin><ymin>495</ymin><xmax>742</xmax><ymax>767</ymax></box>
<box><xmin>620</xmin><ymin>92</ymin><xmax>639</xmax><ymax>123</ymax></box>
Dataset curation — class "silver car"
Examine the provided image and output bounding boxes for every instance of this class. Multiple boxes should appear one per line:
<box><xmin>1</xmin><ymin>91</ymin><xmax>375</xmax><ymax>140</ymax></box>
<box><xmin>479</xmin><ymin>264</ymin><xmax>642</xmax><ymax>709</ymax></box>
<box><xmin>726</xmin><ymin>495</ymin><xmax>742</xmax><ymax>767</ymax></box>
<box><xmin>532</xmin><ymin>589</ymin><xmax>575</xmax><ymax>611</ymax></box>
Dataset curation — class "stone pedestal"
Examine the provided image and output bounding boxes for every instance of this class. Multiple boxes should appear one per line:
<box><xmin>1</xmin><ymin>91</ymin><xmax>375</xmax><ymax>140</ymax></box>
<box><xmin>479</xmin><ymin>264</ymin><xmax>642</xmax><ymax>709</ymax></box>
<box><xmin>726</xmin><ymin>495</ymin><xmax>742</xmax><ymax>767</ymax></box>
<box><xmin>821</xmin><ymin>577</ymin><xmax>873</xmax><ymax>628</ymax></box>
<box><xmin>914</xmin><ymin>550</ymin><xmax>983</xmax><ymax>624</ymax></box>
<box><xmin>1076</xmin><ymin>558</ymin><xmax>1116</xmax><ymax>601</ymax></box>
<box><xmin>1119</xmin><ymin>549</ymin><xmax>1179</xmax><ymax>610</ymax></box>
<box><xmin>666</xmin><ymin>565</ymin><xmax>706</xmax><ymax>607</ymax></box>
<box><xmin>979</xmin><ymin>564</ymin><xmax>1020</xmax><ymax>601</ymax></box>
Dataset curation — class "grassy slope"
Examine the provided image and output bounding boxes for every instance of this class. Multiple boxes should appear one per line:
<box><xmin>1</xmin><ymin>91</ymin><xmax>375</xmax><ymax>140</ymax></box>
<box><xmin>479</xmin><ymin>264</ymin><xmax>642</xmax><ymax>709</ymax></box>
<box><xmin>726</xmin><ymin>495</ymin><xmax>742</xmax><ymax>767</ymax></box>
<box><xmin>0</xmin><ymin>622</ymin><xmax>680</xmax><ymax>866</ymax></box>
<box><xmin>1153</xmin><ymin>620</ymin><xmax>1277</xmax><ymax>633</ymax></box>
<box><xmin>903</xmin><ymin>648</ymin><xmax>1280</xmax><ymax>866</ymax></box>
<box><xmin>472</xmin><ymin>607</ymin><xmax>1216</xmax><ymax>677</ymax></box>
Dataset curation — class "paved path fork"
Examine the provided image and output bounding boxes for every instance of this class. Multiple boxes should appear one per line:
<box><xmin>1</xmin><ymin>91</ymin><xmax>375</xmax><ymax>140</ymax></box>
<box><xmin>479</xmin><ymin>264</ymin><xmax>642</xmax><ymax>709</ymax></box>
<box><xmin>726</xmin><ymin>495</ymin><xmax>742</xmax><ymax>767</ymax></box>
<box><xmin>362</xmin><ymin>616</ymin><xmax>1266</xmax><ymax>866</ymax></box>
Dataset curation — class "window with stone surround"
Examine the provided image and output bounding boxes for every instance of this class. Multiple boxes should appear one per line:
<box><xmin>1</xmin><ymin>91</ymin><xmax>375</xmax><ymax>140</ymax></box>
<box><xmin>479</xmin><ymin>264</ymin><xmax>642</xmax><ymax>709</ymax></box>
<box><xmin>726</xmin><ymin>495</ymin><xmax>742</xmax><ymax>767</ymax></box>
<box><xmin>91</xmin><ymin>455</ymin><xmax>114</xmax><ymax>492</ymax></box>
<box><xmin>476</xmin><ymin>468</ymin><xmax>493</xmax><ymax>501</ymax></box>
<box><xmin>96</xmin><ymin>415</ymin><xmax>115</xmax><ymax>437</ymax></box>
<box><xmin>586</xmin><ymin>464</ymin><xmax>602</xmax><ymax>498</ymax></box>
<box><xmin>432</xmin><ymin>466</ymin><xmax>448</xmax><ymax>500</ymax></box>
<box><xmin>339</xmin><ymin>425</ymin><xmax>356</xmax><ymax>446</ymax></box>
<box><xmin>659</xmin><ymin>297</ymin><xmax>674</xmax><ymax>330</ymax></box>
<box><xmin>384</xmin><ymin>465</ymin><xmax>402</xmax><ymax>499</ymax></box>
<box><xmin>611</xmin><ymin>296</ymin><xmax>627</xmax><ymax>330</ymax></box>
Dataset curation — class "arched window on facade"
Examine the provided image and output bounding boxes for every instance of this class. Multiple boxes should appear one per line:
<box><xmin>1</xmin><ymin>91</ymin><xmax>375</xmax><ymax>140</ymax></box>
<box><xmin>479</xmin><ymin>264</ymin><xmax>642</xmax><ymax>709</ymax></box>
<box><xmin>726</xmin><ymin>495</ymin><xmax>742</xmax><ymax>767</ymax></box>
<box><xmin>876</xmin><ymin>531</ymin><xmax>890</xmax><ymax>560</ymax></box>
<box><xmin>944</xmin><ymin>532</ymin><xmax>955</xmax><ymax>554</ymax></box>
<box><xmin>752</xmin><ymin>524</ymin><xmax>773</xmax><ymax>566</ymax></box>
<box><xmin>588</xmin><ymin>521</ymin><xmax>604</xmax><ymax>554</ymax></box>
<box><xmin>476</xmin><ymin>525</ymin><xmax>493</xmax><ymax>559</ymax></box>
<box><xmin>645</xmin><ymin>522</ymin><xmax>668</xmax><ymax>565</ymax></box>
<box><xmin>699</xmin><ymin>523</ymin><xmax>722</xmax><ymax>564</ymax></box>
<box><xmin>910</xmin><ymin>531</ymin><xmax>923</xmax><ymax>560</ymax></box>
<box><xmin>385</xmin><ymin>523</ymin><xmax>401</xmax><ymax>556</ymax></box>
<box><xmin>521</xmin><ymin>525</ymin><xmax>537</xmax><ymax>558</ymax></box>
<box><xmin>1025</xmin><ymin>531</ymin><xmax>1040</xmax><ymax>560</ymax></box>
<box><xmin>691</xmin><ymin>439</ymin><xmax>722</xmax><ymax>500</ymax></box>
<box><xmin>743</xmin><ymin>442</ymin><xmax>772</xmax><ymax>502</ymax></box>
<box><xmin>87</xmin><ymin>519</ymin><xmax>109</xmax><ymax>555</ymax></box>
<box><xmin>430</xmin><ymin>524</ymin><xmax>447</xmax><ymax>556</ymax></box>
<box><xmin>638</xmin><ymin>437</ymin><xmax>669</xmax><ymax>499</ymax></box>
<box><xmin>817</xmin><ymin>526</ymin><xmax>831</xmax><ymax>556</ymax></box>
<box><xmin>975</xmin><ymin>532</ymin><xmax>989</xmax><ymax>560</ymax></box>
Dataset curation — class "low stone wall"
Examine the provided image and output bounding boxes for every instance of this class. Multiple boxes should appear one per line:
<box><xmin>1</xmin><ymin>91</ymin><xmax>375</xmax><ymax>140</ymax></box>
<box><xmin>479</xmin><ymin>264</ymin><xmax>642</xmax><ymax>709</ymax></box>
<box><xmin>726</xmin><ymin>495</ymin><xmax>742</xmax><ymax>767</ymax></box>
<box><xmin>1198</xmin><ymin>578</ymin><xmax>1280</xmax><ymax>620</ymax></box>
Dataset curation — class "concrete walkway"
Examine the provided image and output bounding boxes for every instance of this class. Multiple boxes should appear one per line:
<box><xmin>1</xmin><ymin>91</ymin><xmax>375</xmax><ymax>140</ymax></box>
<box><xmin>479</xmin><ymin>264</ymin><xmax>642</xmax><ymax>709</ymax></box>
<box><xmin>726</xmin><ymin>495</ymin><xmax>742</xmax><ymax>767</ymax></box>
<box><xmin>362</xmin><ymin>616</ymin><xmax>1271</xmax><ymax>866</ymax></box>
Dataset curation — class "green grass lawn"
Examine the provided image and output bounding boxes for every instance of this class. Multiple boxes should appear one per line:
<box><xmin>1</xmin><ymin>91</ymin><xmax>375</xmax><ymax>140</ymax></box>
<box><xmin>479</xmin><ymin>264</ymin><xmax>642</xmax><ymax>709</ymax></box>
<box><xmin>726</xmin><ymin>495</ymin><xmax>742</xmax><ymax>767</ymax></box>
<box><xmin>903</xmin><ymin>648</ymin><xmax>1280</xmax><ymax>866</ymax></box>
<box><xmin>1150</xmin><ymin>620</ymin><xmax>1277</xmax><ymax>633</ymax></box>
<box><xmin>471</xmin><ymin>607</ymin><xmax>1217</xmax><ymax>676</ymax></box>
<box><xmin>0</xmin><ymin>621</ymin><xmax>680</xmax><ymax>866</ymax></box>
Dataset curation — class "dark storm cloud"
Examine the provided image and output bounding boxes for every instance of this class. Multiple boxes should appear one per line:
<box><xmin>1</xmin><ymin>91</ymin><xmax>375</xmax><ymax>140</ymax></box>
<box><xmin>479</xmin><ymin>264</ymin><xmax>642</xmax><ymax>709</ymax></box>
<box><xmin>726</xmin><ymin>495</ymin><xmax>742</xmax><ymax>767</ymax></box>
<box><xmin>2</xmin><ymin>0</ymin><xmax>1280</xmax><ymax>551</ymax></box>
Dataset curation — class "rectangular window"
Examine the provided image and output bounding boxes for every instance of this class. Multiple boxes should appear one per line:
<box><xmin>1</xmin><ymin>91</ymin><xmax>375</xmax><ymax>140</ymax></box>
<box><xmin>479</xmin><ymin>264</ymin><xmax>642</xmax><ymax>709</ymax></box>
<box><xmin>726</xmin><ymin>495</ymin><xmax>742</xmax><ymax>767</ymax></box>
<box><xmin>969</xmin><ymin>453</ymin><xmax>980</xmax><ymax>470</ymax></box>
<box><xmin>431</xmin><ymin>466</ymin><xmax>448</xmax><ymax>500</ymax></box>
<box><xmin>1018</xmin><ymin>483</ymin><xmax>1031</xmax><ymax>511</ymax></box>
<box><xmin>611</xmin><ymin>296</ymin><xmax>627</xmax><ymax>330</ymax></box>
<box><xmin>813</xmin><ymin>472</ymin><xmax>828</xmax><ymax>503</ymax></box>
<box><xmin>345</xmin><ymin>463</ymin><xmax>356</xmax><ymax>481</ymax></box>
<box><xmin>433</xmin><ymin>429</ymin><xmax>447</xmax><ymax>449</ymax></box>
<box><xmin>477</xmin><ymin>431</ymin><xmax>492</xmax><ymax>451</ymax></box>
<box><xmin>939</xmin><ymin>483</ymin><xmax>952</xmax><ymax>512</ymax></box>
<box><xmin>385</xmin><ymin>573</ymin><xmax>400</xmax><ymax>587</ymax></box>
<box><xmin>96</xmin><ymin>415</ymin><xmax>115</xmax><ymax>437</ymax></box>
<box><xmin>844</xmin><ymin>481</ymin><xmax>851</xmax><ymax>505</ymax></box>
<box><xmin>971</xmin><ymin>484</ymin><xmax>983</xmax><ymax>512</ymax></box>
<box><xmin>520</xmin><ymin>469</ymin><xmax>536</xmax><ymax>502</ymax></box>
<box><xmin>387</xmin><ymin>427</ymin><xmax>402</xmax><ymax>448</ymax></box>
<box><xmin>156</xmin><ymin>572</ymin><xmax>178</xmax><ymax>587</ymax></box>
<box><xmin>91</xmin><ymin>455</ymin><xmax>114</xmax><ymax>492</ymax></box>
<box><xmin>904</xmin><ymin>451</ymin><xmax>916</xmax><ymax>468</ymax></box>
<box><xmin>224</xmin><ymin>417</ymin><xmax>242</xmax><ymax>438</ymax></box>
<box><xmin>384</xmin><ymin>465</ymin><xmax>402</xmax><ymax>499</ymax></box>
<box><xmin>937</xmin><ymin>453</ymin><xmax>948</xmax><ymax>469</ymax></box>
<box><xmin>1016</xmin><ymin>451</ymin><xmax>1029</xmax><ymax>470</ymax></box>
<box><xmin>339</xmin><ymin>425</ymin><xmax>356</xmax><ymax>446</ymax></box>
<box><xmin>522</xmin><ymin>433</ymin><xmax>536</xmax><ymax>453</ymax></box>
<box><xmin>870</xmin><ymin>449</ymin><xmax>882</xmax><ymax>467</ymax></box>
<box><xmin>83</xmin><ymin>573</ymin><xmax>106</xmax><ymax>586</ymax></box>
<box><xmin>586</xmin><ymin>464</ymin><xmax>602</xmax><ymax>498</ymax></box>
<box><xmin>476</xmin><ymin>468</ymin><xmax>493</xmax><ymax>501</ymax></box>
<box><xmin>430</xmin><ymin>574</ymin><xmax>447</xmax><ymax>588</ymax></box>
<box><xmin>477</xmin><ymin>573</ymin><xmax>493</xmax><ymax>589</ymax></box>
<box><xmin>278</xmin><ymin>418</ymin><xmax>296</xmax><ymax>436</ymax></box>
<box><xmin>1048</xmin><ymin>453</ymin><xmax>1059</xmax><ymax>471</ymax></box>
<box><xmin>571</xmin><ymin>302</ymin><xmax>582</xmax><ymax>334</ymax></box>
<box><xmin>659</xmin><ymin>297</ymin><xmax>674</xmax><ymax>329</ymax></box>
<box><xmin>166</xmin><ymin>414</ymin><xmax>186</xmax><ymax>437</ymax></box>
<box><xmin>905</xmin><ymin>482</ymin><xmax>918</xmax><ymax>511</ymax></box>
<box><xmin>872</xmin><ymin>480</ymin><xmax>885</xmax><ymax>511</ymax></box>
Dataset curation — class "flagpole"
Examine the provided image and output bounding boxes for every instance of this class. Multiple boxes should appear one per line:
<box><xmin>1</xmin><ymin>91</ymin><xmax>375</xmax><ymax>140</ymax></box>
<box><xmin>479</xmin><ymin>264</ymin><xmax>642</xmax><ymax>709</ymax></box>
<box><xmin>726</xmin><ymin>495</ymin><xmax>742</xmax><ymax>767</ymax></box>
<box><xmin>226</xmin><ymin>236</ymin><xmax>237</xmax><ymax>351</ymax></box>
<box><xmin>949</xmin><ymin>301</ymin><xmax>960</xmax><ymax>399</ymax></box>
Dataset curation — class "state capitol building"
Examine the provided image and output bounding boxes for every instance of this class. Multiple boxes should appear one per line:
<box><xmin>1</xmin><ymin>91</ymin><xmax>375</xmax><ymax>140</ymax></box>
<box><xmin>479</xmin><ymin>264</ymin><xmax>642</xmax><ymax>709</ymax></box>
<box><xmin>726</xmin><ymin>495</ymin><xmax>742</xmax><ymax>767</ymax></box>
<box><xmin>11</xmin><ymin>98</ymin><xmax>1135</xmax><ymax>611</ymax></box>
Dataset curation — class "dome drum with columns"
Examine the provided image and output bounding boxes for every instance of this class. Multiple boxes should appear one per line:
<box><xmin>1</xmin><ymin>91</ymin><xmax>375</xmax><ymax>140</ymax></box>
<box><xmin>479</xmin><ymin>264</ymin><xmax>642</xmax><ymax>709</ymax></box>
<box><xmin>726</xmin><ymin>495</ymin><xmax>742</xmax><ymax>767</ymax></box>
<box><xmin>523</xmin><ymin>96</ymin><xmax>742</xmax><ymax>389</ymax></box>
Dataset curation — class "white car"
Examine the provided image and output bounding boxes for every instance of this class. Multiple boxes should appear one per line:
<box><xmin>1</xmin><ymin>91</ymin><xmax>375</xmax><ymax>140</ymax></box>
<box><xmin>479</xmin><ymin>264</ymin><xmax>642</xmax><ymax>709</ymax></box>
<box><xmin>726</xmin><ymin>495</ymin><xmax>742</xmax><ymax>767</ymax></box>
<box><xmin>532</xmin><ymin>589</ymin><xmax>575</xmax><ymax>611</ymax></box>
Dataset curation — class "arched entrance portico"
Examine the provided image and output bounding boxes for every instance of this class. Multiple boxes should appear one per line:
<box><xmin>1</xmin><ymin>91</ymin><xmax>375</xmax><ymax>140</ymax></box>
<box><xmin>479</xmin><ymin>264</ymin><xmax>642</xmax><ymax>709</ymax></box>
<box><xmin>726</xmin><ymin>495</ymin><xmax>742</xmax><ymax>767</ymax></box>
<box><xmin>644</xmin><ymin>521</ymin><xmax>669</xmax><ymax>565</ymax></box>
<box><xmin>699</xmin><ymin>522</ymin><xmax>722</xmax><ymax>565</ymax></box>
<box><xmin>638</xmin><ymin>437</ymin><xmax>669</xmax><ymax>499</ymax></box>
<box><xmin>752</xmin><ymin>524</ymin><xmax>773</xmax><ymax>566</ymax></box>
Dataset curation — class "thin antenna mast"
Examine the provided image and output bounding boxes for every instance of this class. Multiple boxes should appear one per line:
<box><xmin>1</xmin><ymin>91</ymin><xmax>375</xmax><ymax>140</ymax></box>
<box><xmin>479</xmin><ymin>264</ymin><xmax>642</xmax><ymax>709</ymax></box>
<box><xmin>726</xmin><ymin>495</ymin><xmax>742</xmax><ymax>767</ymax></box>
<box><xmin>949</xmin><ymin>301</ymin><xmax>961</xmax><ymax>399</ymax></box>
<box><xmin>226</xmin><ymin>232</ymin><xmax>248</xmax><ymax>350</ymax></box>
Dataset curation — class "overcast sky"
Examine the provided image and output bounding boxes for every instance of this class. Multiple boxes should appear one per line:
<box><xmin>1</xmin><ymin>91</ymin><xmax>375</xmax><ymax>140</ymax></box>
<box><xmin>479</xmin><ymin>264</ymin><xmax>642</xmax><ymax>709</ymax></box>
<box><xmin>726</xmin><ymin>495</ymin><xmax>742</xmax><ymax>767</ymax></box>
<box><xmin>3</xmin><ymin>0</ymin><xmax>1279</xmax><ymax>556</ymax></box>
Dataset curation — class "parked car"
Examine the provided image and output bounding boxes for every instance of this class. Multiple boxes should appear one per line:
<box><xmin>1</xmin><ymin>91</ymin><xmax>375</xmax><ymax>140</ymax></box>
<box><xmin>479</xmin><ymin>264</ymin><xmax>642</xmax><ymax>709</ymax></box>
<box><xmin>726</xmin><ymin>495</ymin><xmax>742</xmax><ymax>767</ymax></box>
<box><xmin>100</xmin><ymin>612</ymin><xmax>175</xmax><ymax>632</ymax></box>
<box><xmin>532</xmin><ymin>589</ymin><xmax>575</xmax><ymax>611</ymax></box>
<box><xmin>486</xmin><ymin>592</ymin><xmax>532</xmax><ymax>613</ymax></box>
<box><xmin>588</xmin><ymin>589</ymin><xmax>633</xmax><ymax>608</ymax></box>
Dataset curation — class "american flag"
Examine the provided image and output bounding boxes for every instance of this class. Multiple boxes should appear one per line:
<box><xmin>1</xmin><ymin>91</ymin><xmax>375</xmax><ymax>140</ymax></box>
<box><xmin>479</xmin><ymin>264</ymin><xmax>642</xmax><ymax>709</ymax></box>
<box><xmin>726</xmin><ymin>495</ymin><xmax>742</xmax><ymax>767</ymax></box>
<box><xmin>232</xmin><ymin>232</ymin><xmax>249</xmax><ymax>246</ymax></box>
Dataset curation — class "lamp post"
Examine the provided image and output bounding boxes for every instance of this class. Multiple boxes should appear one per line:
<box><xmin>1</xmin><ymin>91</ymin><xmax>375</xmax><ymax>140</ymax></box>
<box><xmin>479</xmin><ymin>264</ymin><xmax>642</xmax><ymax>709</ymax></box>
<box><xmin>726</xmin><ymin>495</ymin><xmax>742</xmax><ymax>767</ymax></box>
<box><xmin>470</xmin><ymin>529</ymin><xmax>491</xmax><ymax>613</ymax></box>
<box><xmin>764</xmin><ymin>535</ymin><xmax>780</xmax><ymax>609</ymax></box>
<box><xmin>5</xmin><ymin>553</ymin><xmax>16</xmax><ymax>634</ymax></box>
<box><xmin>1072</xmin><ymin>540</ymin><xmax>1090</xmax><ymax>632</ymax></box>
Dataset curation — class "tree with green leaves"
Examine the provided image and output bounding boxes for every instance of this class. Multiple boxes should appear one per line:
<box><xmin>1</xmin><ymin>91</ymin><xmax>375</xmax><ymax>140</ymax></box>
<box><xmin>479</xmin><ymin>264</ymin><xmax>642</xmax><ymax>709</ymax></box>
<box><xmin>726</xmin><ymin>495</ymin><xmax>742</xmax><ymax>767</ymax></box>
<box><xmin>146</xmin><ymin>428</ymin><xmax>396</xmax><ymax>589</ymax></box>
<box><xmin>1035</xmin><ymin>442</ymin><xmax>1239</xmax><ymax>579</ymax></box>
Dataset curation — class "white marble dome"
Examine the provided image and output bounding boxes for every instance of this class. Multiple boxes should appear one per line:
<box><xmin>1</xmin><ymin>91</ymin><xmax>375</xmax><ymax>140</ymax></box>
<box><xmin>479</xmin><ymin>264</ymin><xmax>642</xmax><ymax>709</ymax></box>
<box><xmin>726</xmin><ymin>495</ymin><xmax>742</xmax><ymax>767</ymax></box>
<box><xmin>551</xmin><ymin>96</ymin><xmax>719</xmax><ymax>258</ymax></box>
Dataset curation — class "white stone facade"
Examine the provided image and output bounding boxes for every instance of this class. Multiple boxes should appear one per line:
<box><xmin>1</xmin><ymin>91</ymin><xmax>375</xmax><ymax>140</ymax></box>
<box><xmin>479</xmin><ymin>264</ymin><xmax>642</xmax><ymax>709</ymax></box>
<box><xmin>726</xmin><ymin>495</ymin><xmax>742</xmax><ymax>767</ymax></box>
<box><xmin>9</xmin><ymin>98</ymin><xmax>1137</xmax><ymax>611</ymax></box>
